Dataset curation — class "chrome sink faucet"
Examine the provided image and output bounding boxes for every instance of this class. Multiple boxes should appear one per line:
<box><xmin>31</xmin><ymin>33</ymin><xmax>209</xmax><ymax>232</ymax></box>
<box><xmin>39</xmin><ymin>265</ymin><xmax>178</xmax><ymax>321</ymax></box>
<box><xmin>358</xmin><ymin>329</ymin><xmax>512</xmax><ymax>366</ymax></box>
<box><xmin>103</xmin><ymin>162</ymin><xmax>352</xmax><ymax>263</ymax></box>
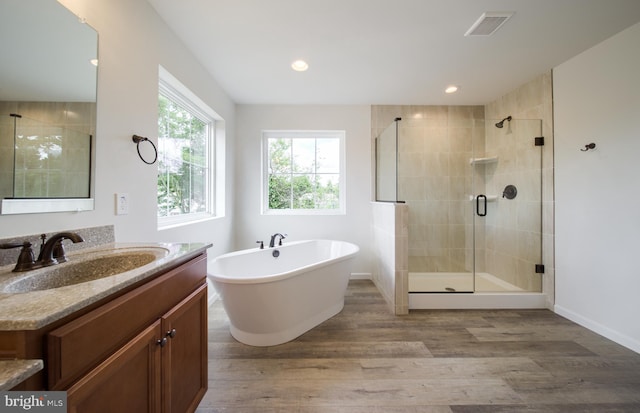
<box><xmin>0</xmin><ymin>232</ymin><xmax>84</xmax><ymax>272</ymax></box>
<box><xmin>269</xmin><ymin>233</ymin><xmax>286</xmax><ymax>248</ymax></box>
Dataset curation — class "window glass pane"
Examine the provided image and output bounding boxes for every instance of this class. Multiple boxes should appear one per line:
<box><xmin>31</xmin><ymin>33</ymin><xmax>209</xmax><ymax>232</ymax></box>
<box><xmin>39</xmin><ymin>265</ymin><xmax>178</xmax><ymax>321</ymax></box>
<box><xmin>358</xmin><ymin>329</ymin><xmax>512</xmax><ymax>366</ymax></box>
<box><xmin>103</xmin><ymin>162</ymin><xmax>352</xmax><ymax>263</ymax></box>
<box><xmin>316</xmin><ymin>174</ymin><xmax>340</xmax><ymax>209</ymax></box>
<box><xmin>316</xmin><ymin>138</ymin><xmax>340</xmax><ymax>173</ymax></box>
<box><xmin>268</xmin><ymin>138</ymin><xmax>291</xmax><ymax>174</ymax></box>
<box><xmin>268</xmin><ymin>174</ymin><xmax>292</xmax><ymax>209</ymax></box>
<box><xmin>292</xmin><ymin>138</ymin><xmax>315</xmax><ymax>173</ymax></box>
<box><xmin>189</xmin><ymin>164</ymin><xmax>207</xmax><ymax>213</ymax></box>
<box><xmin>158</xmin><ymin>91</ymin><xmax>210</xmax><ymax>218</ymax></box>
<box><xmin>292</xmin><ymin>173</ymin><xmax>315</xmax><ymax>208</ymax></box>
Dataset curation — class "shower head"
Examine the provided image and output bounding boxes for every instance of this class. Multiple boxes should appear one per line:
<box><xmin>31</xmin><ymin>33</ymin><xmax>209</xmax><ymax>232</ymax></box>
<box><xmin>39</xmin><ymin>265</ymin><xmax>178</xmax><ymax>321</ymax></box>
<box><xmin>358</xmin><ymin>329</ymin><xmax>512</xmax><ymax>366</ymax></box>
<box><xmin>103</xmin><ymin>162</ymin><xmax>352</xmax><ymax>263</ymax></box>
<box><xmin>495</xmin><ymin>116</ymin><xmax>512</xmax><ymax>128</ymax></box>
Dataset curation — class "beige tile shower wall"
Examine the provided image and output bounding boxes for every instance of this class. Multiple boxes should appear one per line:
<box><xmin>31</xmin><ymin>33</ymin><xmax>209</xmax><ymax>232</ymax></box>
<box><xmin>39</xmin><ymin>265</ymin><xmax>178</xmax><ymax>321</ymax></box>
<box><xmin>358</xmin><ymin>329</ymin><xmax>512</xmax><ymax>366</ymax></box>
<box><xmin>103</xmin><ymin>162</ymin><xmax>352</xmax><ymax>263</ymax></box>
<box><xmin>0</xmin><ymin>101</ymin><xmax>96</xmax><ymax>135</ymax></box>
<box><xmin>485</xmin><ymin>72</ymin><xmax>554</xmax><ymax>307</ymax></box>
<box><xmin>0</xmin><ymin>117</ymin><xmax>12</xmax><ymax>197</ymax></box>
<box><xmin>371</xmin><ymin>201</ymin><xmax>408</xmax><ymax>315</ymax></box>
<box><xmin>0</xmin><ymin>101</ymin><xmax>95</xmax><ymax>198</ymax></box>
<box><xmin>373</xmin><ymin>105</ymin><xmax>484</xmax><ymax>275</ymax></box>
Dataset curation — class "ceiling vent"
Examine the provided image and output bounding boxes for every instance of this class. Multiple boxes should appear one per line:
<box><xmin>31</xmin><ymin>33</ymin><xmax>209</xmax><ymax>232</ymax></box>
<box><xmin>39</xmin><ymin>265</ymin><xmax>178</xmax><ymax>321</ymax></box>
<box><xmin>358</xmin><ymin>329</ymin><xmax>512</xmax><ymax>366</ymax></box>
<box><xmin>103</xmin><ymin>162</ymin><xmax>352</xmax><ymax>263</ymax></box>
<box><xmin>464</xmin><ymin>12</ymin><xmax>514</xmax><ymax>36</ymax></box>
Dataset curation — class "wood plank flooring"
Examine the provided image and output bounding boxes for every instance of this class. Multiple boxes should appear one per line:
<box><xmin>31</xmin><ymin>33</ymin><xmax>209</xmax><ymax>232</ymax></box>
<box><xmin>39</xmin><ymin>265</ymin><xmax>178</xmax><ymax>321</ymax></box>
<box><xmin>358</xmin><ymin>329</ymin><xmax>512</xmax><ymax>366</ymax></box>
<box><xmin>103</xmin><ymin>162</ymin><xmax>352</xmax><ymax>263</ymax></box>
<box><xmin>196</xmin><ymin>280</ymin><xmax>640</xmax><ymax>412</ymax></box>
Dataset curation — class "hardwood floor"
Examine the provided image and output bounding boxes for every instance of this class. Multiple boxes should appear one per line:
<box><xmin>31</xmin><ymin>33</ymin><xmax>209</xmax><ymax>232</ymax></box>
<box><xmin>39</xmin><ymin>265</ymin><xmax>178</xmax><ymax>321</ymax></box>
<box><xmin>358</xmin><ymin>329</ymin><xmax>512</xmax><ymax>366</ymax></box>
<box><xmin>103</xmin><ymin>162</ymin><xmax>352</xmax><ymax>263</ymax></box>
<box><xmin>196</xmin><ymin>280</ymin><xmax>640</xmax><ymax>412</ymax></box>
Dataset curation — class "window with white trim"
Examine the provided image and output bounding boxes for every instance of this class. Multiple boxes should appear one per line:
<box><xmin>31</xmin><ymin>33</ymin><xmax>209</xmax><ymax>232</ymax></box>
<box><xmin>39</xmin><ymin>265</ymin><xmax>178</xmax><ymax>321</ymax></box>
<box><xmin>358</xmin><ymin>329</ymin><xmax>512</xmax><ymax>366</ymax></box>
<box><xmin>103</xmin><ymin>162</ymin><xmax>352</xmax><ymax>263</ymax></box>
<box><xmin>157</xmin><ymin>67</ymin><xmax>221</xmax><ymax>227</ymax></box>
<box><xmin>263</xmin><ymin>130</ymin><xmax>345</xmax><ymax>215</ymax></box>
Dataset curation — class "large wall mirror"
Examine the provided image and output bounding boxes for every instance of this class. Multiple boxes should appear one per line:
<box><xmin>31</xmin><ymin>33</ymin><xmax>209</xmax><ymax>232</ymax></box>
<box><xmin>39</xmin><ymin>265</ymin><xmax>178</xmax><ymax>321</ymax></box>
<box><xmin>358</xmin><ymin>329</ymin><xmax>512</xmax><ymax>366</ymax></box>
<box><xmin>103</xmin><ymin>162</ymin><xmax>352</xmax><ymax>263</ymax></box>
<box><xmin>0</xmin><ymin>0</ymin><xmax>97</xmax><ymax>214</ymax></box>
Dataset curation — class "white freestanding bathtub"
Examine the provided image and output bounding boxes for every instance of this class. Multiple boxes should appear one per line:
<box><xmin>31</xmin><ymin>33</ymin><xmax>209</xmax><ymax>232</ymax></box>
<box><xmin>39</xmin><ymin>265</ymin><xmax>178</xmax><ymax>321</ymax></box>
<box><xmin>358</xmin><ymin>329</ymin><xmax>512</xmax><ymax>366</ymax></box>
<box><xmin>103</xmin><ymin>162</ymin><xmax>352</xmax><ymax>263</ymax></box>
<box><xmin>209</xmin><ymin>239</ymin><xmax>359</xmax><ymax>346</ymax></box>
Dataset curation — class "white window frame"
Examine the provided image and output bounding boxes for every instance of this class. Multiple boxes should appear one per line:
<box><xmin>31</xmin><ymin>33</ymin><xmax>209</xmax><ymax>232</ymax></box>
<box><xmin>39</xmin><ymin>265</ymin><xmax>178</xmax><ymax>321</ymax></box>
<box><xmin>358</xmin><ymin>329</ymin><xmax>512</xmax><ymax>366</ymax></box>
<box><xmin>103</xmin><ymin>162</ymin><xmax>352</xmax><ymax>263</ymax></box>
<box><xmin>157</xmin><ymin>66</ymin><xmax>224</xmax><ymax>229</ymax></box>
<box><xmin>262</xmin><ymin>130</ymin><xmax>346</xmax><ymax>215</ymax></box>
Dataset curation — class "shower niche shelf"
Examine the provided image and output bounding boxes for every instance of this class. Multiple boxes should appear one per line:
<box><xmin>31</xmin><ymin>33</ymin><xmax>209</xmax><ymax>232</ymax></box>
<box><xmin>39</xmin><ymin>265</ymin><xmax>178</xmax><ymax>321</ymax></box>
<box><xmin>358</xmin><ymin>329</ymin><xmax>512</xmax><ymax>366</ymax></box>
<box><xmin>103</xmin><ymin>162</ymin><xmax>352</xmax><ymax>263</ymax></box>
<box><xmin>469</xmin><ymin>156</ymin><xmax>498</xmax><ymax>165</ymax></box>
<box><xmin>469</xmin><ymin>195</ymin><xmax>498</xmax><ymax>202</ymax></box>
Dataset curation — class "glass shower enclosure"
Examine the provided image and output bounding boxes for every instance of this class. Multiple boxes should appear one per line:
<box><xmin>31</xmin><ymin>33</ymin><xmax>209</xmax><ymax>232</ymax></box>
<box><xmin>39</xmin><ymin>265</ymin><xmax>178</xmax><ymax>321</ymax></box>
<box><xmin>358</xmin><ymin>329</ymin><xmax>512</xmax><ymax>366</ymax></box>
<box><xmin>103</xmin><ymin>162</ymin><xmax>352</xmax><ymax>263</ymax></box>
<box><xmin>375</xmin><ymin>116</ymin><xmax>543</xmax><ymax>294</ymax></box>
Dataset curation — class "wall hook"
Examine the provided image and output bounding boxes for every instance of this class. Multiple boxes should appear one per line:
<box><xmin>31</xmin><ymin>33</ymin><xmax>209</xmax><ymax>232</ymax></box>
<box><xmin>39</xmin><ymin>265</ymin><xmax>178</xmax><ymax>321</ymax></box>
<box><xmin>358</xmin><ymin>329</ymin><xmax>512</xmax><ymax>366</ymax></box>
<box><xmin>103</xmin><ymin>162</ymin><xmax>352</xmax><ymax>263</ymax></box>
<box><xmin>132</xmin><ymin>135</ymin><xmax>158</xmax><ymax>164</ymax></box>
<box><xmin>580</xmin><ymin>143</ymin><xmax>596</xmax><ymax>152</ymax></box>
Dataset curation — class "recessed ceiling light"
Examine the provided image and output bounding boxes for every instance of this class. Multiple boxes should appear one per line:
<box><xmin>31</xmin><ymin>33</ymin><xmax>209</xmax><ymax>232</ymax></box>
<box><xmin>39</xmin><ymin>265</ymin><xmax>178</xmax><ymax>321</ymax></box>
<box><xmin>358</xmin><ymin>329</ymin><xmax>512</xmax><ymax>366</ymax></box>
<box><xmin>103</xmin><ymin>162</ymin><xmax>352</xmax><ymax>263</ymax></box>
<box><xmin>291</xmin><ymin>60</ymin><xmax>309</xmax><ymax>72</ymax></box>
<box><xmin>445</xmin><ymin>85</ymin><xmax>458</xmax><ymax>94</ymax></box>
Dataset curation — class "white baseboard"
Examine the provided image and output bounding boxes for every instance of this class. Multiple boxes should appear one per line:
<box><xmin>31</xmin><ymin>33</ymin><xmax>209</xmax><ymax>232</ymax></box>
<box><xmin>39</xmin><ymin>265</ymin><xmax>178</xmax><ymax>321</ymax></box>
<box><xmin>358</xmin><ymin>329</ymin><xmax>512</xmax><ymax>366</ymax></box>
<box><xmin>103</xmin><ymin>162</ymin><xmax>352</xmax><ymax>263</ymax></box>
<box><xmin>350</xmin><ymin>272</ymin><xmax>372</xmax><ymax>280</ymax></box>
<box><xmin>554</xmin><ymin>304</ymin><xmax>640</xmax><ymax>354</ymax></box>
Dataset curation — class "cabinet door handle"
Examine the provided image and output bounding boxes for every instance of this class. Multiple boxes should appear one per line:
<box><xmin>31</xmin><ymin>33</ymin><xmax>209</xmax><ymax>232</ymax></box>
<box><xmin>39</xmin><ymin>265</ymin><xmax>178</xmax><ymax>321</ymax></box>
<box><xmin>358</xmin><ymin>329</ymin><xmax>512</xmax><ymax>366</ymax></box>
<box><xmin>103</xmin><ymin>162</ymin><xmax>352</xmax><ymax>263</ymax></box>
<box><xmin>166</xmin><ymin>328</ymin><xmax>177</xmax><ymax>339</ymax></box>
<box><xmin>157</xmin><ymin>337</ymin><xmax>167</xmax><ymax>347</ymax></box>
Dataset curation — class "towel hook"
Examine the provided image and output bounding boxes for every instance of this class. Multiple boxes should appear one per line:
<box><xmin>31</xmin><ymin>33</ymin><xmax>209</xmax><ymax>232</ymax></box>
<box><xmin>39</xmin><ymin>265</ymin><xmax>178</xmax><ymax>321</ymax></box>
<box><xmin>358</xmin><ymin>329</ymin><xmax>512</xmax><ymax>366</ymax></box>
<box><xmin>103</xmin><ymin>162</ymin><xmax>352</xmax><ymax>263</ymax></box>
<box><xmin>580</xmin><ymin>143</ymin><xmax>596</xmax><ymax>152</ymax></box>
<box><xmin>132</xmin><ymin>135</ymin><xmax>158</xmax><ymax>164</ymax></box>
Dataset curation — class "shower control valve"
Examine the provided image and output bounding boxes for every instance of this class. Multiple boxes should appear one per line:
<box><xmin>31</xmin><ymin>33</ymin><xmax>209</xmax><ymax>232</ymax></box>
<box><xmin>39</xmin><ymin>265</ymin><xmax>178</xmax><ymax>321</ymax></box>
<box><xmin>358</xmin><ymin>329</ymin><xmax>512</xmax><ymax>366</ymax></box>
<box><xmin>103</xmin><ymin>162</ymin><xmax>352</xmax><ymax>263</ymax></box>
<box><xmin>502</xmin><ymin>185</ymin><xmax>517</xmax><ymax>200</ymax></box>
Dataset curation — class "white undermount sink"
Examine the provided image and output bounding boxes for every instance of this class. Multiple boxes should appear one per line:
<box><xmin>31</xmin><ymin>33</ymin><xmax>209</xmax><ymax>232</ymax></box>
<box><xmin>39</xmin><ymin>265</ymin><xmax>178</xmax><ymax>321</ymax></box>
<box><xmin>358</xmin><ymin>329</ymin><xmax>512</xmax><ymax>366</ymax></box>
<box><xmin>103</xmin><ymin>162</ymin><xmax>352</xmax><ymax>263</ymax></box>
<box><xmin>0</xmin><ymin>247</ymin><xmax>169</xmax><ymax>293</ymax></box>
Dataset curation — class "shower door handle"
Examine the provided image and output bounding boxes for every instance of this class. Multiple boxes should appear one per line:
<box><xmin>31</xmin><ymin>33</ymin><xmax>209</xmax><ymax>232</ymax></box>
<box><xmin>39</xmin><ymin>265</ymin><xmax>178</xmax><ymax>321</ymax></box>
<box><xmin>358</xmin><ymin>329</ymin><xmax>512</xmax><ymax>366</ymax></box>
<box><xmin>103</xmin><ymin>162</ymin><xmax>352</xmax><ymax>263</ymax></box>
<box><xmin>476</xmin><ymin>194</ymin><xmax>487</xmax><ymax>217</ymax></box>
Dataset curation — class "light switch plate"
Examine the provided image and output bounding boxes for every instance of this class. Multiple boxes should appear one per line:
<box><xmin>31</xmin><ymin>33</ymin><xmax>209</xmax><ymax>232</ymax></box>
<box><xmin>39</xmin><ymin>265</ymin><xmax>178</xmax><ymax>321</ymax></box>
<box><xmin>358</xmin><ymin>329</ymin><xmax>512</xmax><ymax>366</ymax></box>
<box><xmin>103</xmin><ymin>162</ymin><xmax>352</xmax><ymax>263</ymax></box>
<box><xmin>115</xmin><ymin>193</ymin><xmax>129</xmax><ymax>215</ymax></box>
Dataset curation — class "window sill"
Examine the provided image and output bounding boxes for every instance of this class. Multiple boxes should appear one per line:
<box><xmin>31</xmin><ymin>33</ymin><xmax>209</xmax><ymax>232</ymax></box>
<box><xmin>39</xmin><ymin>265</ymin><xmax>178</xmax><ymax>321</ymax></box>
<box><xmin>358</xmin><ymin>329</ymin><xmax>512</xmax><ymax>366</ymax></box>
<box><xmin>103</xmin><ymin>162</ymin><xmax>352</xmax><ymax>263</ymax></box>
<box><xmin>262</xmin><ymin>209</ymin><xmax>346</xmax><ymax>216</ymax></box>
<box><xmin>158</xmin><ymin>213</ymin><xmax>221</xmax><ymax>230</ymax></box>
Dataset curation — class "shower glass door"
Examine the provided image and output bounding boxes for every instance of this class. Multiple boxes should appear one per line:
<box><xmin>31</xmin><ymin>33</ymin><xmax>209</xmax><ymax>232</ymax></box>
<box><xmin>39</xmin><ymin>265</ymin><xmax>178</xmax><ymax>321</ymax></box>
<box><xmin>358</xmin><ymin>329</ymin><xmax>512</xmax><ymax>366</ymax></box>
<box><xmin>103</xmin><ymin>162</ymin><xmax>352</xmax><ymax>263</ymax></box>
<box><xmin>404</xmin><ymin>115</ymin><xmax>543</xmax><ymax>294</ymax></box>
<box><xmin>402</xmin><ymin>113</ymin><xmax>480</xmax><ymax>293</ymax></box>
<box><xmin>474</xmin><ymin>119</ymin><xmax>543</xmax><ymax>293</ymax></box>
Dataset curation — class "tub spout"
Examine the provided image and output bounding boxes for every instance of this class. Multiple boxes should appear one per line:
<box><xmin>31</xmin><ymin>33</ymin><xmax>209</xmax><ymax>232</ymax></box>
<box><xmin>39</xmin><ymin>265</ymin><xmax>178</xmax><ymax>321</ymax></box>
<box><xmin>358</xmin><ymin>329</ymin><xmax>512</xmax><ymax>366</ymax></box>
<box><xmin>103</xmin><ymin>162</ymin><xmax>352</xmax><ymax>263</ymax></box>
<box><xmin>269</xmin><ymin>233</ymin><xmax>286</xmax><ymax>248</ymax></box>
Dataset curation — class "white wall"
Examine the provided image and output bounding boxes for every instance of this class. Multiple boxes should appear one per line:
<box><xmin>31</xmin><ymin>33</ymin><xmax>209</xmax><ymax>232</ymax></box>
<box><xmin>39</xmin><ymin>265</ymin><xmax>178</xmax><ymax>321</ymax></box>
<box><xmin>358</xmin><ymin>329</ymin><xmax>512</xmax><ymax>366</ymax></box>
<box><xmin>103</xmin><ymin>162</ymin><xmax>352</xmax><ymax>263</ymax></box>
<box><xmin>235</xmin><ymin>105</ymin><xmax>373</xmax><ymax>276</ymax></box>
<box><xmin>0</xmin><ymin>0</ymin><xmax>236</xmax><ymax>259</ymax></box>
<box><xmin>554</xmin><ymin>22</ymin><xmax>640</xmax><ymax>352</ymax></box>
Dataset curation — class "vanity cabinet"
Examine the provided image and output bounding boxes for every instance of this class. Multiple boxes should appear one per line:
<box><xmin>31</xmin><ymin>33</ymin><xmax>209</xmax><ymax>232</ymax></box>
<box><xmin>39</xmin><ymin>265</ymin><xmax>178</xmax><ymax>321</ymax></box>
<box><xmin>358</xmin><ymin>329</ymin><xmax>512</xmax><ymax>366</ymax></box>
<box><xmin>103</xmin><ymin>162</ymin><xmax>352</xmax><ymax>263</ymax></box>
<box><xmin>47</xmin><ymin>254</ymin><xmax>208</xmax><ymax>413</ymax></box>
<box><xmin>1</xmin><ymin>252</ymin><xmax>207</xmax><ymax>413</ymax></box>
<box><xmin>64</xmin><ymin>285</ymin><xmax>207</xmax><ymax>413</ymax></box>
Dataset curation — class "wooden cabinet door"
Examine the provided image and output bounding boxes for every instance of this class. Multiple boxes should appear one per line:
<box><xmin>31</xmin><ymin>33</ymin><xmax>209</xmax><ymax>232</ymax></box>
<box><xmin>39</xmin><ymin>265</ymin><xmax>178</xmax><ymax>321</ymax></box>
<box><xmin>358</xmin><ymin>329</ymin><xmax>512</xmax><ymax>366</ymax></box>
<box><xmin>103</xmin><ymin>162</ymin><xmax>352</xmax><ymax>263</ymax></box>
<box><xmin>67</xmin><ymin>320</ymin><xmax>163</xmax><ymax>413</ymax></box>
<box><xmin>161</xmin><ymin>284</ymin><xmax>208</xmax><ymax>413</ymax></box>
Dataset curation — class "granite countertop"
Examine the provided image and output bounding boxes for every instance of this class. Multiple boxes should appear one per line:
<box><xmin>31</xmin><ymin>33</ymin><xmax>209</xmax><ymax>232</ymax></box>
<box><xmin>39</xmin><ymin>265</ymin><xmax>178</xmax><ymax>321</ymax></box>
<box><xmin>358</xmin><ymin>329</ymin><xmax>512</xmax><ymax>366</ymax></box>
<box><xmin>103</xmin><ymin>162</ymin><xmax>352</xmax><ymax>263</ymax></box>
<box><xmin>0</xmin><ymin>359</ymin><xmax>43</xmax><ymax>390</ymax></box>
<box><xmin>0</xmin><ymin>242</ymin><xmax>211</xmax><ymax>331</ymax></box>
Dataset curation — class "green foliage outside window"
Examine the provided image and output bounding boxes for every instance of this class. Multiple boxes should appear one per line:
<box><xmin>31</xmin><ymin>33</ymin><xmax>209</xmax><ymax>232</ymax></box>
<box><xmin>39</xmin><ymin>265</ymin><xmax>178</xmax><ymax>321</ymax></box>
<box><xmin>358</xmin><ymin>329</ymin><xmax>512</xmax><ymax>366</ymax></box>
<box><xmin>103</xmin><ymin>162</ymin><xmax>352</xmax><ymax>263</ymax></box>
<box><xmin>157</xmin><ymin>93</ymin><xmax>209</xmax><ymax>217</ymax></box>
<box><xmin>267</xmin><ymin>136</ymin><xmax>340</xmax><ymax>210</ymax></box>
